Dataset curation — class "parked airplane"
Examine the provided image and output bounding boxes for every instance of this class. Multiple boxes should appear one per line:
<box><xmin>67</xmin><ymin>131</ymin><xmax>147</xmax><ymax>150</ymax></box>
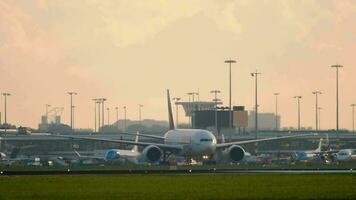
<box><xmin>261</xmin><ymin>134</ymin><xmax>333</xmax><ymax>163</ymax></box>
<box><xmin>0</xmin><ymin>152</ymin><xmax>7</xmax><ymax>161</ymax></box>
<box><xmin>295</xmin><ymin>137</ymin><xmax>328</xmax><ymax>162</ymax></box>
<box><xmin>73</xmin><ymin>132</ymin><xmax>147</xmax><ymax>164</ymax></box>
<box><xmin>335</xmin><ymin>149</ymin><xmax>356</xmax><ymax>162</ymax></box>
<box><xmin>53</xmin><ymin>90</ymin><xmax>315</xmax><ymax>164</ymax></box>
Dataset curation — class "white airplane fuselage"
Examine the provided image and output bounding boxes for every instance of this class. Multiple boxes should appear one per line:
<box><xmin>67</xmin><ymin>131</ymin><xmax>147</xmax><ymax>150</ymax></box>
<box><xmin>336</xmin><ymin>149</ymin><xmax>356</xmax><ymax>162</ymax></box>
<box><xmin>164</xmin><ymin>129</ymin><xmax>217</xmax><ymax>158</ymax></box>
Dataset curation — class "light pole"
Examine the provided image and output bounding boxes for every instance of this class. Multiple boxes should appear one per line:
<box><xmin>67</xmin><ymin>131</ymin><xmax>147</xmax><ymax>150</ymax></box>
<box><xmin>123</xmin><ymin>106</ymin><xmax>127</xmax><ymax>132</ymax></box>
<box><xmin>67</xmin><ymin>92</ymin><xmax>77</xmax><ymax>130</ymax></box>
<box><xmin>294</xmin><ymin>96</ymin><xmax>302</xmax><ymax>131</ymax></box>
<box><xmin>139</xmin><ymin>104</ymin><xmax>143</xmax><ymax>125</ymax></box>
<box><xmin>251</xmin><ymin>70</ymin><xmax>261</xmax><ymax>139</ymax></box>
<box><xmin>72</xmin><ymin>105</ymin><xmax>75</xmax><ymax>130</ymax></box>
<box><xmin>97</xmin><ymin>100</ymin><xmax>101</xmax><ymax>132</ymax></box>
<box><xmin>101</xmin><ymin>98</ymin><xmax>107</xmax><ymax>128</ymax></box>
<box><xmin>45</xmin><ymin>104</ymin><xmax>51</xmax><ymax>117</ymax></box>
<box><xmin>187</xmin><ymin>92</ymin><xmax>195</xmax><ymax>128</ymax></box>
<box><xmin>312</xmin><ymin>91</ymin><xmax>322</xmax><ymax>131</ymax></box>
<box><xmin>107</xmin><ymin>107</ymin><xmax>110</xmax><ymax>125</ymax></box>
<box><xmin>2</xmin><ymin>93</ymin><xmax>11</xmax><ymax>125</ymax></box>
<box><xmin>273</xmin><ymin>93</ymin><xmax>279</xmax><ymax>130</ymax></box>
<box><xmin>211</xmin><ymin>90</ymin><xmax>221</xmax><ymax>136</ymax></box>
<box><xmin>225</xmin><ymin>59</ymin><xmax>237</xmax><ymax>129</ymax></box>
<box><xmin>92</xmin><ymin>99</ymin><xmax>98</xmax><ymax>132</ymax></box>
<box><xmin>115</xmin><ymin>106</ymin><xmax>119</xmax><ymax>131</ymax></box>
<box><xmin>318</xmin><ymin>107</ymin><xmax>322</xmax><ymax>130</ymax></box>
<box><xmin>351</xmin><ymin>104</ymin><xmax>356</xmax><ymax>133</ymax></box>
<box><xmin>172</xmin><ymin>98</ymin><xmax>181</xmax><ymax>127</ymax></box>
<box><xmin>331</xmin><ymin>64</ymin><xmax>343</xmax><ymax>135</ymax></box>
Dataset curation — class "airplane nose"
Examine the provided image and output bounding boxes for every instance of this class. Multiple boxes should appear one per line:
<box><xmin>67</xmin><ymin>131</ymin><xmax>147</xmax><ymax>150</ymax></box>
<box><xmin>204</xmin><ymin>144</ymin><xmax>216</xmax><ymax>154</ymax></box>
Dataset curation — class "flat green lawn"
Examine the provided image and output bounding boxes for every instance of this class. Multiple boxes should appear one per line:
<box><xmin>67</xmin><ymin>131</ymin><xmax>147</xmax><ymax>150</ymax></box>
<box><xmin>0</xmin><ymin>174</ymin><xmax>355</xmax><ymax>200</ymax></box>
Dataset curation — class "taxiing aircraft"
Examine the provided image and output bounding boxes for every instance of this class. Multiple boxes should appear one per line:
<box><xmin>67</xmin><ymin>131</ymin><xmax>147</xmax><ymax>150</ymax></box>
<box><xmin>53</xmin><ymin>90</ymin><xmax>315</xmax><ymax>164</ymax></box>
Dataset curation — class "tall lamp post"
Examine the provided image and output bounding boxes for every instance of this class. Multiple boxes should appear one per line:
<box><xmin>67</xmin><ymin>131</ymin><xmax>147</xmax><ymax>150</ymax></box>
<box><xmin>72</xmin><ymin>105</ymin><xmax>75</xmax><ymax>130</ymax></box>
<box><xmin>115</xmin><ymin>106</ymin><xmax>119</xmax><ymax>131</ymax></box>
<box><xmin>210</xmin><ymin>90</ymin><xmax>221</xmax><ymax>136</ymax></box>
<box><xmin>225</xmin><ymin>59</ymin><xmax>237</xmax><ymax>129</ymax></box>
<box><xmin>251</xmin><ymin>70</ymin><xmax>261</xmax><ymax>139</ymax></box>
<box><xmin>331</xmin><ymin>64</ymin><xmax>343</xmax><ymax>136</ymax></box>
<box><xmin>123</xmin><ymin>106</ymin><xmax>127</xmax><ymax>132</ymax></box>
<box><xmin>187</xmin><ymin>92</ymin><xmax>196</xmax><ymax>128</ymax></box>
<box><xmin>107</xmin><ymin>107</ymin><xmax>110</xmax><ymax>125</ymax></box>
<box><xmin>67</xmin><ymin>92</ymin><xmax>77</xmax><ymax>130</ymax></box>
<box><xmin>139</xmin><ymin>104</ymin><xmax>143</xmax><ymax>125</ymax></box>
<box><xmin>45</xmin><ymin>104</ymin><xmax>51</xmax><ymax>118</ymax></box>
<box><xmin>318</xmin><ymin>107</ymin><xmax>322</xmax><ymax>130</ymax></box>
<box><xmin>92</xmin><ymin>99</ymin><xmax>98</xmax><ymax>132</ymax></box>
<box><xmin>312</xmin><ymin>91</ymin><xmax>322</xmax><ymax>131</ymax></box>
<box><xmin>294</xmin><ymin>96</ymin><xmax>302</xmax><ymax>131</ymax></box>
<box><xmin>172</xmin><ymin>97</ymin><xmax>181</xmax><ymax>127</ymax></box>
<box><xmin>351</xmin><ymin>104</ymin><xmax>356</xmax><ymax>133</ymax></box>
<box><xmin>101</xmin><ymin>98</ymin><xmax>107</xmax><ymax>128</ymax></box>
<box><xmin>273</xmin><ymin>93</ymin><xmax>279</xmax><ymax>131</ymax></box>
<box><xmin>97</xmin><ymin>100</ymin><xmax>101</xmax><ymax>132</ymax></box>
<box><xmin>2</xmin><ymin>93</ymin><xmax>11</xmax><ymax>125</ymax></box>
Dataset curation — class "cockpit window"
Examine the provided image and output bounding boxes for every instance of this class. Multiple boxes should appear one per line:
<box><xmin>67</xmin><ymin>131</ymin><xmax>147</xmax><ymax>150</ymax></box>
<box><xmin>200</xmin><ymin>138</ymin><xmax>213</xmax><ymax>142</ymax></box>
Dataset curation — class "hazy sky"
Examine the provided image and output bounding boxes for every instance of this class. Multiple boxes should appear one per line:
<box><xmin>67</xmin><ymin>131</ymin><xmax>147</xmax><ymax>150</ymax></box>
<box><xmin>0</xmin><ymin>0</ymin><xmax>355</xmax><ymax>130</ymax></box>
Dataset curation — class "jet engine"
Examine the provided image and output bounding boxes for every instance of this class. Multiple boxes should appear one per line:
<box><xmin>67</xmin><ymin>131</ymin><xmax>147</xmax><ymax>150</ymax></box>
<box><xmin>105</xmin><ymin>150</ymin><xmax>120</xmax><ymax>161</ymax></box>
<box><xmin>215</xmin><ymin>145</ymin><xmax>246</xmax><ymax>163</ymax></box>
<box><xmin>142</xmin><ymin>145</ymin><xmax>162</xmax><ymax>163</ymax></box>
<box><xmin>227</xmin><ymin>145</ymin><xmax>245</xmax><ymax>162</ymax></box>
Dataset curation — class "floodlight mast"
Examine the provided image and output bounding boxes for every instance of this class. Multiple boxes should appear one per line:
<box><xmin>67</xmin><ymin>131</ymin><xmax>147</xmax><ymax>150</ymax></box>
<box><xmin>67</xmin><ymin>92</ymin><xmax>77</xmax><ymax>130</ymax></box>
<box><xmin>331</xmin><ymin>64</ymin><xmax>343</xmax><ymax>137</ymax></box>
<box><xmin>251</xmin><ymin>70</ymin><xmax>261</xmax><ymax>139</ymax></box>
<box><xmin>224</xmin><ymin>59</ymin><xmax>237</xmax><ymax>129</ymax></box>
<box><xmin>273</xmin><ymin>93</ymin><xmax>279</xmax><ymax>130</ymax></box>
<box><xmin>294</xmin><ymin>96</ymin><xmax>302</xmax><ymax>131</ymax></box>
<box><xmin>312</xmin><ymin>91</ymin><xmax>322</xmax><ymax>131</ymax></box>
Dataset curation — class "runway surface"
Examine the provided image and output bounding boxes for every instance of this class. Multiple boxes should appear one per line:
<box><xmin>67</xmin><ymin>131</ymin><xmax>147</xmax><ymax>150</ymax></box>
<box><xmin>1</xmin><ymin>168</ymin><xmax>355</xmax><ymax>176</ymax></box>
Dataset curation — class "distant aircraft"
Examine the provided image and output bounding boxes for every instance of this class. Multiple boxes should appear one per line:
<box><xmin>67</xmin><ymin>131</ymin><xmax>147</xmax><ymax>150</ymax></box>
<box><xmin>73</xmin><ymin>132</ymin><xmax>145</xmax><ymax>164</ymax></box>
<box><xmin>295</xmin><ymin>137</ymin><xmax>328</xmax><ymax>162</ymax></box>
<box><xmin>53</xmin><ymin>89</ymin><xmax>315</xmax><ymax>164</ymax></box>
<box><xmin>0</xmin><ymin>152</ymin><xmax>7</xmax><ymax>161</ymax></box>
<box><xmin>335</xmin><ymin>149</ymin><xmax>356</xmax><ymax>162</ymax></box>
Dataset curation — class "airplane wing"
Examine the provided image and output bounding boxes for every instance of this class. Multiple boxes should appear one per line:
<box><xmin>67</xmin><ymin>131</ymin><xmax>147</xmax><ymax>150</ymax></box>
<box><xmin>51</xmin><ymin>134</ymin><xmax>182</xmax><ymax>153</ymax></box>
<box><xmin>74</xmin><ymin>150</ymin><xmax>106</xmax><ymax>160</ymax></box>
<box><xmin>216</xmin><ymin>133</ymin><xmax>317</xmax><ymax>149</ymax></box>
<box><xmin>119</xmin><ymin>132</ymin><xmax>165</xmax><ymax>140</ymax></box>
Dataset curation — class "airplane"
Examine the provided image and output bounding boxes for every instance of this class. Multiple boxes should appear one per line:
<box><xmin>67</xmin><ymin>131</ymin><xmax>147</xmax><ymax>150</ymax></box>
<box><xmin>72</xmin><ymin>132</ymin><xmax>147</xmax><ymax>165</ymax></box>
<box><xmin>335</xmin><ymin>149</ymin><xmax>356</xmax><ymax>162</ymax></box>
<box><xmin>52</xmin><ymin>89</ymin><xmax>316</xmax><ymax>164</ymax></box>
<box><xmin>0</xmin><ymin>152</ymin><xmax>7</xmax><ymax>161</ymax></box>
<box><xmin>262</xmin><ymin>135</ymin><xmax>334</xmax><ymax>163</ymax></box>
<box><xmin>295</xmin><ymin>137</ymin><xmax>328</xmax><ymax>162</ymax></box>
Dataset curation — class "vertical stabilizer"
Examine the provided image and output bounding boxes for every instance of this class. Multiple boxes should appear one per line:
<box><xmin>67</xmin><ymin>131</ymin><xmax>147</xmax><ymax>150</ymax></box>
<box><xmin>132</xmin><ymin>131</ymin><xmax>139</xmax><ymax>152</ymax></box>
<box><xmin>315</xmin><ymin>138</ymin><xmax>323</xmax><ymax>152</ymax></box>
<box><xmin>221</xmin><ymin>134</ymin><xmax>225</xmax><ymax>144</ymax></box>
<box><xmin>167</xmin><ymin>89</ymin><xmax>175</xmax><ymax>130</ymax></box>
<box><xmin>326</xmin><ymin>134</ymin><xmax>330</xmax><ymax>146</ymax></box>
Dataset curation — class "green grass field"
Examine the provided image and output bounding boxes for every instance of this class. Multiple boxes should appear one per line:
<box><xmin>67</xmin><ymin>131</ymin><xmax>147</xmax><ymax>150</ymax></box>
<box><xmin>0</xmin><ymin>174</ymin><xmax>355</xmax><ymax>200</ymax></box>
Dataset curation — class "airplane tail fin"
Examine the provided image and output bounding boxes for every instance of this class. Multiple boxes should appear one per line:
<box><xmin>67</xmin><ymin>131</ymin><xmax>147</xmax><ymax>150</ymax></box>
<box><xmin>221</xmin><ymin>134</ymin><xmax>225</xmax><ymax>144</ymax></box>
<box><xmin>315</xmin><ymin>138</ymin><xmax>323</xmax><ymax>152</ymax></box>
<box><xmin>132</xmin><ymin>131</ymin><xmax>139</xmax><ymax>152</ymax></box>
<box><xmin>326</xmin><ymin>134</ymin><xmax>330</xmax><ymax>146</ymax></box>
<box><xmin>74</xmin><ymin>150</ymin><xmax>82</xmax><ymax>158</ymax></box>
<box><xmin>167</xmin><ymin>89</ymin><xmax>175</xmax><ymax>130</ymax></box>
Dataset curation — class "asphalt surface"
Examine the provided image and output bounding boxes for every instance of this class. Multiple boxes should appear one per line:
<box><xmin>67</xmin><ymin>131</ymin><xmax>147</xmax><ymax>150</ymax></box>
<box><xmin>1</xmin><ymin>168</ymin><xmax>355</xmax><ymax>176</ymax></box>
